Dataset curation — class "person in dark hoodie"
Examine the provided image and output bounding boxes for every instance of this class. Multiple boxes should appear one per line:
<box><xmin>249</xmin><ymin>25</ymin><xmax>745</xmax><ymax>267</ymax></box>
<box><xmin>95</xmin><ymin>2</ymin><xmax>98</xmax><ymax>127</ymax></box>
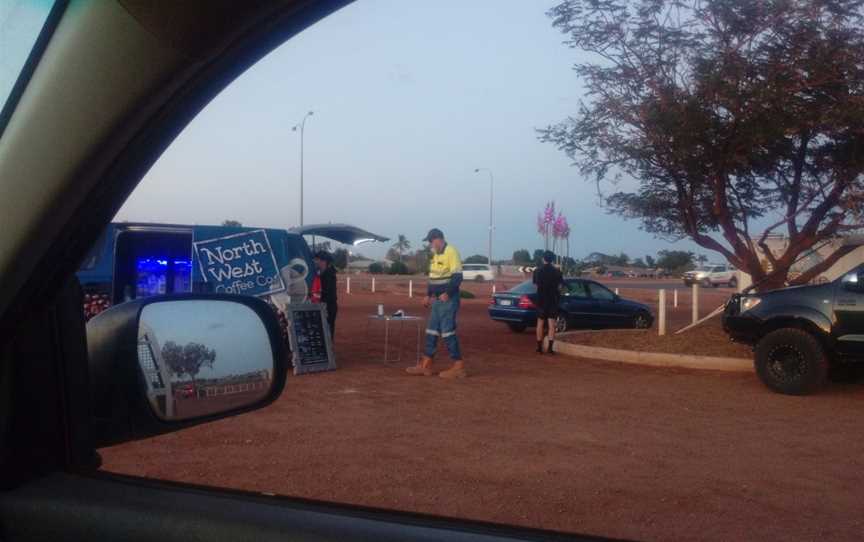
<box><xmin>533</xmin><ymin>250</ymin><xmax>564</xmax><ymax>354</ymax></box>
<box><xmin>313</xmin><ymin>250</ymin><xmax>338</xmax><ymax>337</ymax></box>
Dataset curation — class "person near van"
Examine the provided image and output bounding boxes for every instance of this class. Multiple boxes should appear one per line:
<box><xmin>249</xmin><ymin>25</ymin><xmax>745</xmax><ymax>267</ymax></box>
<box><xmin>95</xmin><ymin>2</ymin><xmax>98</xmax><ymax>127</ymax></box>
<box><xmin>313</xmin><ymin>251</ymin><xmax>338</xmax><ymax>337</ymax></box>
<box><xmin>406</xmin><ymin>228</ymin><xmax>467</xmax><ymax>379</ymax></box>
<box><xmin>533</xmin><ymin>250</ymin><xmax>564</xmax><ymax>354</ymax></box>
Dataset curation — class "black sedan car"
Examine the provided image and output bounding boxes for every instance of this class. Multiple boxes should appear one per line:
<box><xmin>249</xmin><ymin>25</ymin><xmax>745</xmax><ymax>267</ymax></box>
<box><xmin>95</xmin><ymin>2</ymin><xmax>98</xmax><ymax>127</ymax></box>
<box><xmin>489</xmin><ymin>278</ymin><xmax>654</xmax><ymax>333</ymax></box>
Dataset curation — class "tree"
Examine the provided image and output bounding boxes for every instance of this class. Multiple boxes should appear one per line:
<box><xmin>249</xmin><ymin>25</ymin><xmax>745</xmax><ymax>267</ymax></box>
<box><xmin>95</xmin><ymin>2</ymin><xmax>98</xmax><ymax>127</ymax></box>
<box><xmin>161</xmin><ymin>341</ymin><xmax>216</xmax><ymax>387</ymax></box>
<box><xmin>541</xmin><ymin>0</ymin><xmax>864</xmax><ymax>290</ymax></box>
<box><xmin>587</xmin><ymin>252</ymin><xmax>630</xmax><ymax>267</ymax></box>
<box><xmin>221</xmin><ymin>220</ymin><xmax>242</xmax><ymax>227</ymax></box>
<box><xmin>333</xmin><ymin>248</ymin><xmax>348</xmax><ymax>270</ymax></box>
<box><xmin>391</xmin><ymin>234</ymin><xmax>411</xmax><ymax>262</ymax></box>
<box><xmin>632</xmin><ymin>258</ymin><xmax>647</xmax><ymax>268</ymax></box>
<box><xmin>388</xmin><ymin>261</ymin><xmax>410</xmax><ymax>275</ymax></box>
<box><xmin>464</xmin><ymin>254</ymin><xmax>489</xmax><ymax>264</ymax></box>
<box><xmin>368</xmin><ymin>262</ymin><xmax>386</xmax><ymax>274</ymax></box>
<box><xmin>656</xmin><ymin>250</ymin><xmax>696</xmax><ymax>274</ymax></box>
<box><xmin>532</xmin><ymin>249</ymin><xmax>546</xmax><ymax>265</ymax></box>
<box><xmin>414</xmin><ymin>245</ymin><xmax>432</xmax><ymax>275</ymax></box>
<box><xmin>645</xmin><ymin>255</ymin><xmax>656</xmax><ymax>269</ymax></box>
<box><xmin>386</xmin><ymin>248</ymin><xmax>401</xmax><ymax>262</ymax></box>
<box><xmin>512</xmin><ymin>249</ymin><xmax>532</xmax><ymax>264</ymax></box>
<box><xmin>311</xmin><ymin>240</ymin><xmax>332</xmax><ymax>253</ymax></box>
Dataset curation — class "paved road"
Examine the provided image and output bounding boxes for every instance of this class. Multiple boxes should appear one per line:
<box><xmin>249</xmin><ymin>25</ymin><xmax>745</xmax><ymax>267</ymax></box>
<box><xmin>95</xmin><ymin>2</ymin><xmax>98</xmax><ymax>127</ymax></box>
<box><xmin>599</xmin><ymin>279</ymin><xmax>736</xmax><ymax>291</ymax></box>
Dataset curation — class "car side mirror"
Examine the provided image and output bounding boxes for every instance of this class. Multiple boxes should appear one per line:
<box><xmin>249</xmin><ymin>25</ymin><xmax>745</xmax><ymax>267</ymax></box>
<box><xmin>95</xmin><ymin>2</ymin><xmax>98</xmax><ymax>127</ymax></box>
<box><xmin>87</xmin><ymin>294</ymin><xmax>287</xmax><ymax>448</ymax></box>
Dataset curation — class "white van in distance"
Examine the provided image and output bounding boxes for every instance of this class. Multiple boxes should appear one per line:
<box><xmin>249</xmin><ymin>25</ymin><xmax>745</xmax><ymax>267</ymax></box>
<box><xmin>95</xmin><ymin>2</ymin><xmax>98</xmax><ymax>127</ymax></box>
<box><xmin>462</xmin><ymin>264</ymin><xmax>495</xmax><ymax>282</ymax></box>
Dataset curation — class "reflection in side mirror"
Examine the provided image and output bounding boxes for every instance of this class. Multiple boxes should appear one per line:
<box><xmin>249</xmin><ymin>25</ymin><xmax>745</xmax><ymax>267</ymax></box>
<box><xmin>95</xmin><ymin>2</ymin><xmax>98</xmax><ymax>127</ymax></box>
<box><xmin>842</xmin><ymin>271</ymin><xmax>863</xmax><ymax>291</ymax></box>
<box><xmin>138</xmin><ymin>300</ymin><xmax>274</xmax><ymax>421</ymax></box>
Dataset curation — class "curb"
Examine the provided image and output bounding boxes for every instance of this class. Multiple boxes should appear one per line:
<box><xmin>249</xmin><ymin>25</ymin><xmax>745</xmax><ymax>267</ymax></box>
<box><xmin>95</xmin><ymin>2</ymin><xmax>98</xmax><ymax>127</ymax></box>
<box><xmin>552</xmin><ymin>340</ymin><xmax>752</xmax><ymax>373</ymax></box>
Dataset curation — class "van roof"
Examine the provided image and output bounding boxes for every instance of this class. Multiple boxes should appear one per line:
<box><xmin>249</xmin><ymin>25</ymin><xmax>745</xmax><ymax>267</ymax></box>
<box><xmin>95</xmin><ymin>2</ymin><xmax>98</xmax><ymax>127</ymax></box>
<box><xmin>111</xmin><ymin>222</ymin><xmax>304</xmax><ymax>237</ymax></box>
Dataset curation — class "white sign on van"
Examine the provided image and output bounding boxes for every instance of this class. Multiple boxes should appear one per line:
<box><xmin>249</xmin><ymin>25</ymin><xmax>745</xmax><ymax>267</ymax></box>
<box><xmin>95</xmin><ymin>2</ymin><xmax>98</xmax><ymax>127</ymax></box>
<box><xmin>194</xmin><ymin>230</ymin><xmax>285</xmax><ymax>297</ymax></box>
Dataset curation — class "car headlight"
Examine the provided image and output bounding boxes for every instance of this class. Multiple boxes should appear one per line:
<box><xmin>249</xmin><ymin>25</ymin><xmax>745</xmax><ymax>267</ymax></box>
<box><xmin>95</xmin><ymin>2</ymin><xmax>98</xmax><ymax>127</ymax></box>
<box><xmin>740</xmin><ymin>296</ymin><xmax>762</xmax><ymax>313</ymax></box>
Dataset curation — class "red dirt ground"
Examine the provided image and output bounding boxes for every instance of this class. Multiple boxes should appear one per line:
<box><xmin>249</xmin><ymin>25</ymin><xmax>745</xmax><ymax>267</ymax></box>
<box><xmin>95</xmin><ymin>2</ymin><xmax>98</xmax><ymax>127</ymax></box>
<box><xmin>99</xmin><ymin>290</ymin><xmax>864</xmax><ymax>542</ymax></box>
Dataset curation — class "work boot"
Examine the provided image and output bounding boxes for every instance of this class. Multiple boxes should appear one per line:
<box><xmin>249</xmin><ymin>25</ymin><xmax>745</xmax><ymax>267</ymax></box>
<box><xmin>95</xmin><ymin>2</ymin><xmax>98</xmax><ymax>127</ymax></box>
<box><xmin>406</xmin><ymin>356</ymin><xmax>435</xmax><ymax>376</ymax></box>
<box><xmin>439</xmin><ymin>360</ymin><xmax>467</xmax><ymax>379</ymax></box>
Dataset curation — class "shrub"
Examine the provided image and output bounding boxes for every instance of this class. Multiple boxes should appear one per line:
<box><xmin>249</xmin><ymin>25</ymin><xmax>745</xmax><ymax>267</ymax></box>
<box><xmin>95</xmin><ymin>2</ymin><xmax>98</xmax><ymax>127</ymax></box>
<box><xmin>368</xmin><ymin>262</ymin><xmax>386</xmax><ymax>274</ymax></box>
<box><xmin>459</xmin><ymin>290</ymin><xmax>476</xmax><ymax>299</ymax></box>
<box><xmin>388</xmin><ymin>261</ymin><xmax>410</xmax><ymax>275</ymax></box>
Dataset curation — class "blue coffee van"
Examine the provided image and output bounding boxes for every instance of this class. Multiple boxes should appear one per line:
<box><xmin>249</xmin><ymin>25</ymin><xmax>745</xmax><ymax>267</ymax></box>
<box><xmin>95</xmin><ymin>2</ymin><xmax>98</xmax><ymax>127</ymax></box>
<box><xmin>77</xmin><ymin>223</ymin><xmax>315</xmax><ymax>310</ymax></box>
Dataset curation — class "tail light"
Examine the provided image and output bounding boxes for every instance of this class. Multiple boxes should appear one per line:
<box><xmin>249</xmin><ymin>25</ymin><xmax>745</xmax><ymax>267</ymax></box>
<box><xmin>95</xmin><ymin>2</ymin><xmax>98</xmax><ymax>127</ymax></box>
<box><xmin>518</xmin><ymin>295</ymin><xmax>536</xmax><ymax>309</ymax></box>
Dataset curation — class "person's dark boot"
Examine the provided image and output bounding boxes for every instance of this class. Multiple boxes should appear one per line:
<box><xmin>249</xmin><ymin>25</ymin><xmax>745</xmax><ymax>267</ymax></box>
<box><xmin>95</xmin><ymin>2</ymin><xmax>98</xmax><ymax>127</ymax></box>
<box><xmin>547</xmin><ymin>340</ymin><xmax>555</xmax><ymax>355</ymax></box>
<box><xmin>536</xmin><ymin>341</ymin><xmax>544</xmax><ymax>354</ymax></box>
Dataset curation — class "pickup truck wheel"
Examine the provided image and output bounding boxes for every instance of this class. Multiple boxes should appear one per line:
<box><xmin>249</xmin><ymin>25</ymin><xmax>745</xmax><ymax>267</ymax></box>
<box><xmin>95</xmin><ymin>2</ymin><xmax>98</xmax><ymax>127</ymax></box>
<box><xmin>474</xmin><ymin>275</ymin><xmax>485</xmax><ymax>282</ymax></box>
<box><xmin>507</xmin><ymin>323</ymin><xmax>527</xmax><ymax>333</ymax></box>
<box><xmin>701</xmin><ymin>278</ymin><xmax>713</xmax><ymax>288</ymax></box>
<box><xmin>754</xmin><ymin>328</ymin><xmax>828</xmax><ymax>395</ymax></box>
<box><xmin>728</xmin><ymin>276</ymin><xmax>737</xmax><ymax>289</ymax></box>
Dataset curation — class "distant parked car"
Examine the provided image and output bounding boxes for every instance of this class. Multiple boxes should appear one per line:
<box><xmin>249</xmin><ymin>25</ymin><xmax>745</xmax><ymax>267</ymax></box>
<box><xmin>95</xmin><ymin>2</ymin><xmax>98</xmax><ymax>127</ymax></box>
<box><xmin>683</xmin><ymin>264</ymin><xmax>738</xmax><ymax>288</ymax></box>
<box><xmin>488</xmin><ymin>279</ymin><xmax>653</xmax><ymax>333</ymax></box>
<box><xmin>463</xmin><ymin>263</ymin><xmax>495</xmax><ymax>282</ymax></box>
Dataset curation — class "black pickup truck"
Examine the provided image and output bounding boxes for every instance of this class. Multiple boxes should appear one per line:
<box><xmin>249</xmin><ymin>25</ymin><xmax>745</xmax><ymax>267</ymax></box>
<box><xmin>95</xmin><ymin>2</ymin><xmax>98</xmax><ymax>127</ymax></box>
<box><xmin>723</xmin><ymin>265</ymin><xmax>864</xmax><ymax>395</ymax></box>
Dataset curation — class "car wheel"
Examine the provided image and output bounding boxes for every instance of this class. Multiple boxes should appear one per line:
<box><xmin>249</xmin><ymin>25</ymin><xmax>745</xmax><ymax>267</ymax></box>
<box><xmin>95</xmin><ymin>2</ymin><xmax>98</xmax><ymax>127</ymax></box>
<box><xmin>507</xmin><ymin>323</ymin><xmax>527</xmax><ymax>333</ymax></box>
<box><xmin>632</xmin><ymin>312</ymin><xmax>651</xmax><ymax>329</ymax></box>
<box><xmin>701</xmin><ymin>278</ymin><xmax>712</xmax><ymax>288</ymax></box>
<box><xmin>754</xmin><ymin>328</ymin><xmax>828</xmax><ymax>395</ymax></box>
<box><xmin>728</xmin><ymin>276</ymin><xmax>738</xmax><ymax>289</ymax></box>
<box><xmin>554</xmin><ymin>315</ymin><xmax>568</xmax><ymax>333</ymax></box>
<box><xmin>474</xmin><ymin>275</ymin><xmax>485</xmax><ymax>282</ymax></box>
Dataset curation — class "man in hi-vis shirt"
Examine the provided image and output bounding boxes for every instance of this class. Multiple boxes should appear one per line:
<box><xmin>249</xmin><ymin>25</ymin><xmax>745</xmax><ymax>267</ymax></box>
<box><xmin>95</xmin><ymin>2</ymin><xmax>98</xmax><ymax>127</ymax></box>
<box><xmin>406</xmin><ymin>228</ymin><xmax>467</xmax><ymax>379</ymax></box>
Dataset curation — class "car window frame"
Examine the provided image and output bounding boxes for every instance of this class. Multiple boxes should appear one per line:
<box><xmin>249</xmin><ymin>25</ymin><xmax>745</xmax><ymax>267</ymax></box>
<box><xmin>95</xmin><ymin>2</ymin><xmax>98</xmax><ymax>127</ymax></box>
<box><xmin>0</xmin><ymin>0</ymin><xmax>66</xmax><ymax>139</ymax></box>
<box><xmin>563</xmin><ymin>279</ymin><xmax>589</xmax><ymax>299</ymax></box>
<box><xmin>587</xmin><ymin>281</ymin><xmax>616</xmax><ymax>302</ymax></box>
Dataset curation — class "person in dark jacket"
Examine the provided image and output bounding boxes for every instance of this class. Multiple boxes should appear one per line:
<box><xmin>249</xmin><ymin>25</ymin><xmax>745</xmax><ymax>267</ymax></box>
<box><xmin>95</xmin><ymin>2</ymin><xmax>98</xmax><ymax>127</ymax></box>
<box><xmin>313</xmin><ymin>251</ymin><xmax>338</xmax><ymax>337</ymax></box>
<box><xmin>533</xmin><ymin>250</ymin><xmax>564</xmax><ymax>354</ymax></box>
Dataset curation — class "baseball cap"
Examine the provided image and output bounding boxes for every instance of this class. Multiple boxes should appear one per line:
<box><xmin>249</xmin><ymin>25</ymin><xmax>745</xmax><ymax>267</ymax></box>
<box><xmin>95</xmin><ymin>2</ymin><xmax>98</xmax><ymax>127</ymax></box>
<box><xmin>543</xmin><ymin>250</ymin><xmax>555</xmax><ymax>263</ymax></box>
<box><xmin>423</xmin><ymin>228</ymin><xmax>444</xmax><ymax>242</ymax></box>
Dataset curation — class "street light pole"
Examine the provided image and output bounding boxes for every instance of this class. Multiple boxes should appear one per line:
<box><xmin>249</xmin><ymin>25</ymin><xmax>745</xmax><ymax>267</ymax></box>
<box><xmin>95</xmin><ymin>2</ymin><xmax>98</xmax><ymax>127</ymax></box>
<box><xmin>292</xmin><ymin>111</ymin><xmax>314</xmax><ymax>227</ymax></box>
<box><xmin>474</xmin><ymin>168</ymin><xmax>494</xmax><ymax>266</ymax></box>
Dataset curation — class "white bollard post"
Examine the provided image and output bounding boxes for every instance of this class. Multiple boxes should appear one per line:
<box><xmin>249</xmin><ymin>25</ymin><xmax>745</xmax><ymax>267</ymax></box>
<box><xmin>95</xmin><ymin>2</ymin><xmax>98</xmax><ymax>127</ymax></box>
<box><xmin>409</xmin><ymin>280</ymin><xmax>413</xmax><ymax>298</ymax></box>
<box><xmin>492</xmin><ymin>284</ymin><xmax>497</xmax><ymax>294</ymax></box>
<box><xmin>658</xmin><ymin>289</ymin><xmax>667</xmax><ymax>336</ymax></box>
<box><xmin>615</xmin><ymin>288</ymin><xmax>619</xmax><ymax>295</ymax></box>
<box><xmin>692</xmin><ymin>283</ymin><xmax>699</xmax><ymax>324</ymax></box>
<box><xmin>674</xmin><ymin>289</ymin><xmax>678</xmax><ymax>308</ymax></box>
<box><xmin>347</xmin><ymin>277</ymin><xmax>351</xmax><ymax>294</ymax></box>
<box><xmin>372</xmin><ymin>277</ymin><xmax>376</xmax><ymax>293</ymax></box>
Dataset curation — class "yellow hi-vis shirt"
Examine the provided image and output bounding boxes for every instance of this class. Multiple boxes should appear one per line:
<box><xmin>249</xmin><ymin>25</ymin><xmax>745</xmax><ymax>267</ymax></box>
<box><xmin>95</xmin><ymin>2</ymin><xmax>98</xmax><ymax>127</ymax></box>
<box><xmin>428</xmin><ymin>243</ymin><xmax>463</xmax><ymax>296</ymax></box>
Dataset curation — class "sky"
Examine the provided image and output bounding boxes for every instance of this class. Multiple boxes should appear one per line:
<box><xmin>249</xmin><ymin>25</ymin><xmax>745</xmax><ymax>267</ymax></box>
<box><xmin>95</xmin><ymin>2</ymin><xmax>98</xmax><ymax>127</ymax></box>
<box><xmin>5</xmin><ymin>0</ymin><xmax>702</xmax><ymax>263</ymax></box>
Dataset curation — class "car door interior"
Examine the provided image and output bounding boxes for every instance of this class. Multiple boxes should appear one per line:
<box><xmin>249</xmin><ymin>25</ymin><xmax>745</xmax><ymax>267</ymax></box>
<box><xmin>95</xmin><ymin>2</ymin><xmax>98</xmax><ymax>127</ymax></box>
<box><xmin>0</xmin><ymin>1</ymin><xmax>611</xmax><ymax>540</ymax></box>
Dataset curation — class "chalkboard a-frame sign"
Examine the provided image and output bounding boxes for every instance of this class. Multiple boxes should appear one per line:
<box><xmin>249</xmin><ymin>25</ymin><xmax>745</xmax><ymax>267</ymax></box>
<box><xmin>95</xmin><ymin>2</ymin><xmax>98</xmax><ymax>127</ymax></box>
<box><xmin>286</xmin><ymin>303</ymin><xmax>336</xmax><ymax>375</ymax></box>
